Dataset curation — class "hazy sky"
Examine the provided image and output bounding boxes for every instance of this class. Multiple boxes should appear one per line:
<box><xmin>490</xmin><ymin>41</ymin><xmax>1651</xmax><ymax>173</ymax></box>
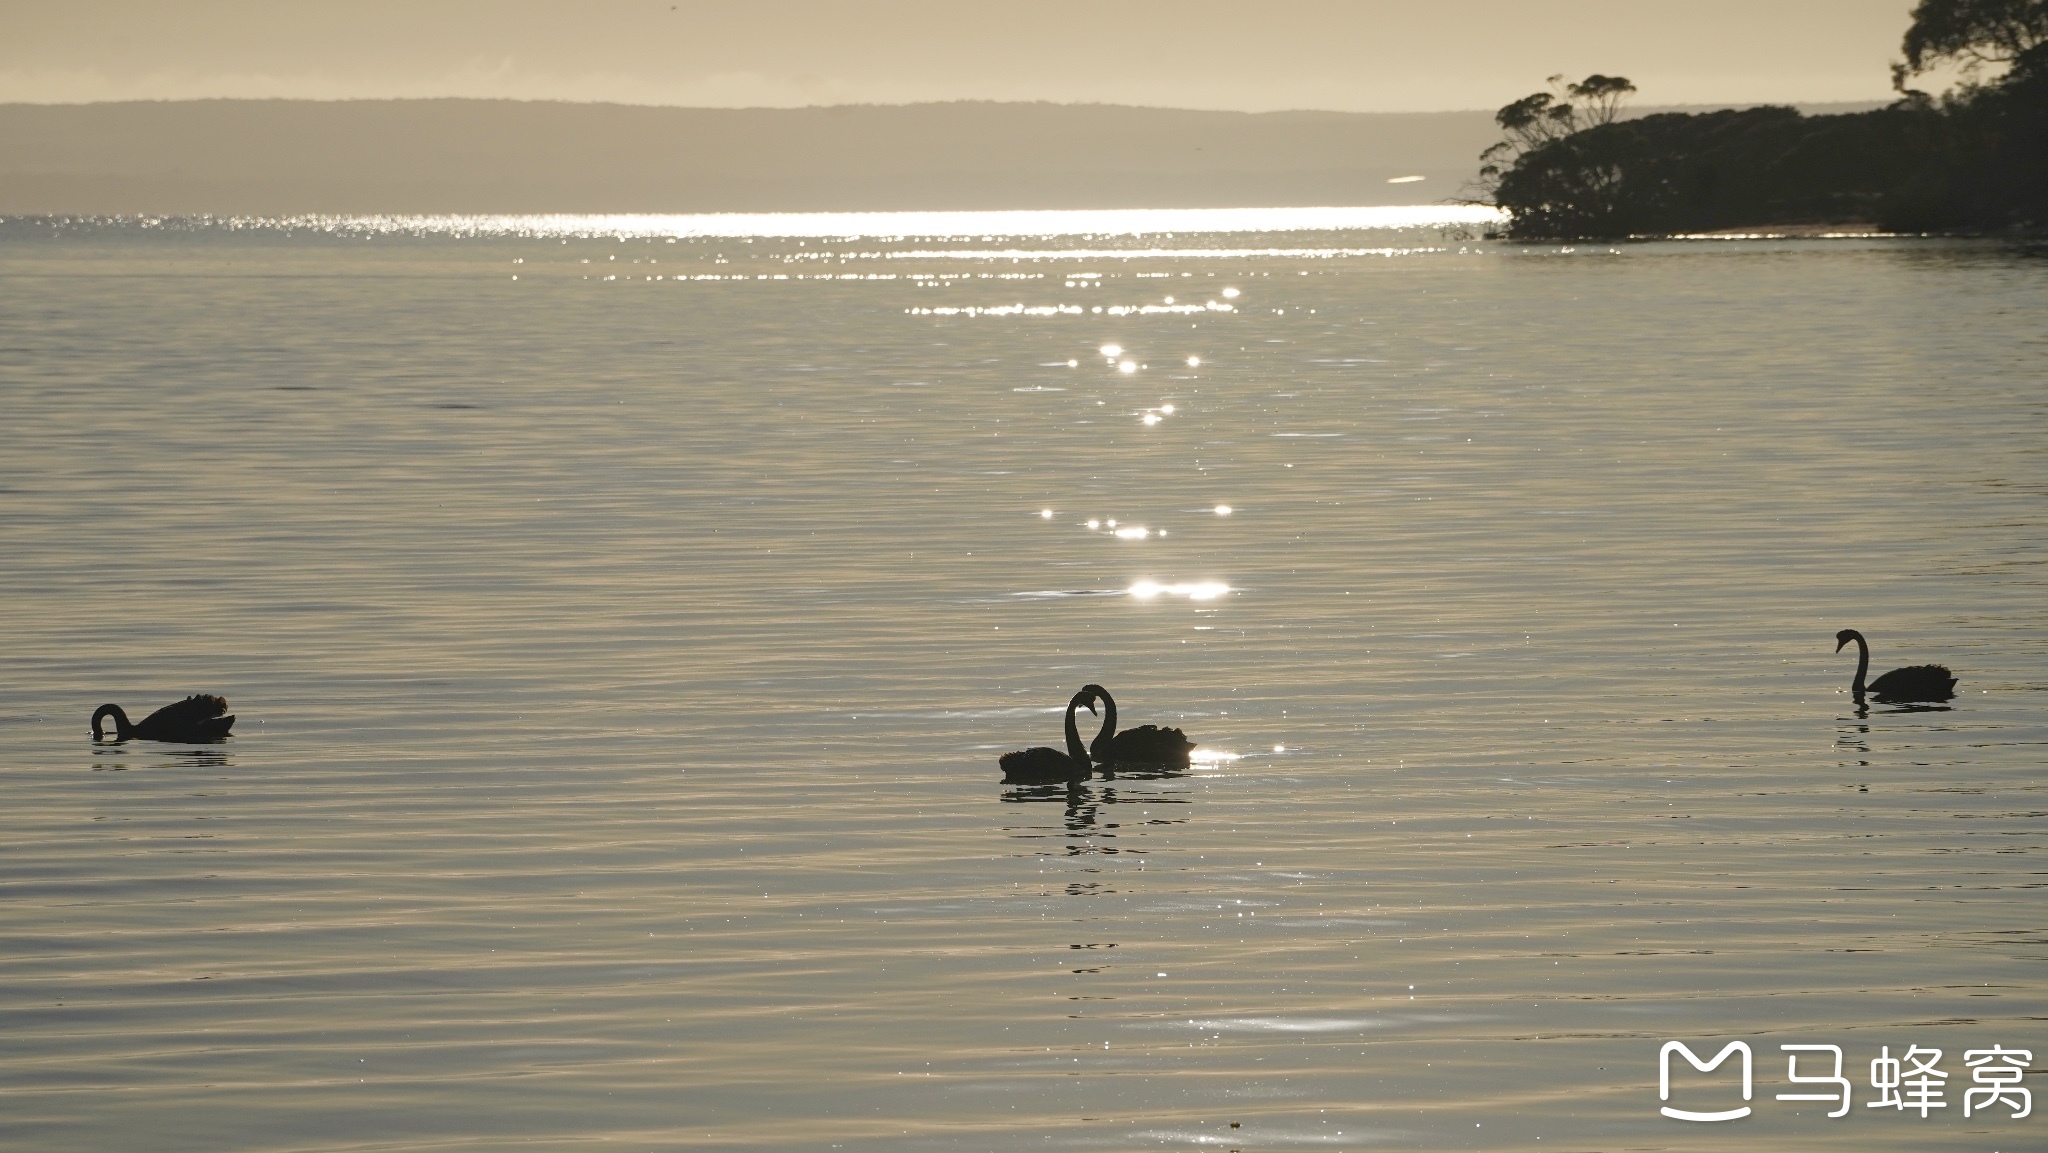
<box><xmin>3</xmin><ymin>1</ymin><xmax>1929</xmax><ymax>112</ymax></box>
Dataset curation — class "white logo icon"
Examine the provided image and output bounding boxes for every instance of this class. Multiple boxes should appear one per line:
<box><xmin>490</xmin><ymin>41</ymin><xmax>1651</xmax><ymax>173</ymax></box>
<box><xmin>1660</xmin><ymin>1041</ymin><xmax>1753</xmax><ymax>1121</ymax></box>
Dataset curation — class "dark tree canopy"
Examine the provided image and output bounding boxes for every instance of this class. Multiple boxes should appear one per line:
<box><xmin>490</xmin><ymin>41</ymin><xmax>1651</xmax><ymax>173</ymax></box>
<box><xmin>1487</xmin><ymin>63</ymin><xmax>2046</xmax><ymax>238</ymax></box>
<box><xmin>1476</xmin><ymin>73</ymin><xmax>1635</xmax><ymax>196</ymax></box>
<box><xmin>1476</xmin><ymin>9</ymin><xmax>2048</xmax><ymax>239</ymax></box>
<box><xmin>1901</xmin><ymin>0</ymin><xmax>2048</xmax><ymax>74</ymax></box>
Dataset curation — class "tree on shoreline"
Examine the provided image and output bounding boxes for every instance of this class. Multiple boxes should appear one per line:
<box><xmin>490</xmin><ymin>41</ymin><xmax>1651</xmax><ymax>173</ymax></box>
<box><xmin>1474</xmin><ymin>74</ymin><xmax>1635</xmax><ymax>200</ymax></box>
<box><xmin>1479</xmin><ymin>4</ymin><xmax>2045</xmax><ymax>237</ymax></box>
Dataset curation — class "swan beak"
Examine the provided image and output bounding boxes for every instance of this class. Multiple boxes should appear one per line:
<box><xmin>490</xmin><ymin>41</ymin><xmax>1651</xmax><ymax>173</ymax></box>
<box><xmin>1834</xmin><ymin>638</ymin><xmax>1848</xmax><ymax>652</ymax></box>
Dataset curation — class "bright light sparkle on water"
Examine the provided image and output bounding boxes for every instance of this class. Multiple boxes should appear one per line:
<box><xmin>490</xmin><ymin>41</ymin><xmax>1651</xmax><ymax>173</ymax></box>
<box><xmin>1190</xmin><ymin>748</ymin><xmax>1242</xmax><ymax>763</ymax></box>
<box><xmin>1099</xmin><ymin>344</ymin><xmax>1123</xmax><ymax>357</ymax></box>
<box><xmin>1215</xmin><ymin>505</ymin><xmax>1233</xmax><ymax>515</ymax></box>
<box><xmin>1040</xmin><ymin>509</ymin><xmax>1054</xmax><ymax>518</ymax></box>
<box><xmin>1119</xmin><ymin>361</ymin><xmax>1139</xmax><ymax>374</ymax></box>
<box><xmin>1186</xmin><ymin>356</ymin><xmax>1201</xmax><ymax>367</ymax></box>
<box><xmin>1128</xmin><ymin>580</ymin><xmax>1231</xmax><ymax>600</ymax></box>
<box><xmin>1221</xmin><ymin>287</ymin><xmax>1241</xmax><ymax>299</ymax></box>
<box><xmin>1115</xmin><ymin>526</ymin><xmax>1150</xmax><ymax>539</ymax></box>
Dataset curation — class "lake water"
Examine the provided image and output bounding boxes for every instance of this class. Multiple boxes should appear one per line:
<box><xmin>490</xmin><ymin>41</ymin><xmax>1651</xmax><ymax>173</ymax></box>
<box><xmin>1</xmin><ymin>212</ymin><xmax>2043</xmax><ymax>1152</ymax></box>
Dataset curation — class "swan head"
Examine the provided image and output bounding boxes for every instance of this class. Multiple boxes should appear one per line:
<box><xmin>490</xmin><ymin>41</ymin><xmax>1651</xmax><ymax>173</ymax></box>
<box><xmin>1835</xmin><ymin>629</ymin><xmax>1861</xmax><ymax>652</ymax></box>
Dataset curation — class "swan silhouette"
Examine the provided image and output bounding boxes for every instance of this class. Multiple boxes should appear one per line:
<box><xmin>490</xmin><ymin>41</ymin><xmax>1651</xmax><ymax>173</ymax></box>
<box><xmin>999</xmin><ymin>690</ymin><xmax>1096</xmax><ymax>783</ymax></box>
<box><xmin>1080</xmin><ymin>683</ymin><xmax>1195</xmax><ymax>767</ymax></box>
<box><xmin>91</xmin><ymin>695</ymin><xmax>235</xmax><ymax>742</ymax></box>
<box><xmin>1835</xmin><ymin>630</ymin><xmax>1956</xmax><ymax>702</ymax></box>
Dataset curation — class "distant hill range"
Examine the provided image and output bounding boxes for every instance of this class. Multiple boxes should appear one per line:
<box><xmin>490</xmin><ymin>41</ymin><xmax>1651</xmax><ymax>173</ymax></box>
<box><xmin>0</xmin><ymin>98</ymin><xmax>1885</xmax><ymax>216</ymax></box>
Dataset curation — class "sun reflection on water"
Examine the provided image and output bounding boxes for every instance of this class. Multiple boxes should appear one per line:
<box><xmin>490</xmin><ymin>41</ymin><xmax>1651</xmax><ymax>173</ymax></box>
<box><xmin>1128</xmin><ymin>580</ymin><xmax>1231</xmax><ymax>601</ymax></box>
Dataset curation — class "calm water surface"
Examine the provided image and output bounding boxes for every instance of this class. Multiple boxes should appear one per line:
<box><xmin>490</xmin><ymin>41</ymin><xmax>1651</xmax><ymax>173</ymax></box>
<box><xmin>1</xmin><ymin>216</ymin><xmax>2043</xmax><ymax>1151</ymax></box>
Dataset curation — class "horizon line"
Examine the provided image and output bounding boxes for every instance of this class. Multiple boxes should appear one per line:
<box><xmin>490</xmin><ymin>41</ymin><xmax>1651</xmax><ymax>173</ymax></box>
<box><xmin>0</xmin><ymin>94</ymin><xmax>1895</xmax><ymax>117</ymax></box>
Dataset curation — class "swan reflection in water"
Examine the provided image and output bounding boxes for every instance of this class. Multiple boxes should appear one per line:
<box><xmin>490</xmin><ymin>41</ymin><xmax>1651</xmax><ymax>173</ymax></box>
<box><xmin>1849</xmin><ymin>697</ymin><xmax>1953</xmax><ymax>720</ymax></box>
<box><xmin>91</xmin><ymin>746</ymin><xmax>234</xmax><ymax>771</ymax></box>
<box><xmin>1001</xmin><ymin>779</ymin><xmax>1191</xmax><ymax>877</ymax></box>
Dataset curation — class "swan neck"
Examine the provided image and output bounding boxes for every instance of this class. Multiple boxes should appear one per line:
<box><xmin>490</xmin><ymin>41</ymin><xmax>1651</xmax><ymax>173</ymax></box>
<box><xmin>1064</xmin><ymin>699</ymin><xmax>1089</xmax><ymax>766</ymax></box>
<box><xmin>1087</xmin><ymin>687</ymin><xmax>1119</xmax><ymax>755</ymax></box>
<box><xmin>92</xmin><ymin>704</ymin><xmax>131</xmax><ymax>739</ymax></box>
<box><xmin>1852</xmin><ymin>634</ymin><xmax>1870</xmax><ymax>693</ymax></box>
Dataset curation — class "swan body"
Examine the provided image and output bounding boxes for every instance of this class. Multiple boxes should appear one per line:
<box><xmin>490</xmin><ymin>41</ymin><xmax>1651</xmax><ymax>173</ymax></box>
<box><xmin>1080</xmin><ymin>683</ymin><xmax>1194</xmax><ymax>767</ymax></box>
<box><xmin>92</xmin><ymin>695</ymin><xmax>235</xmax><ymax>742</ymax></box>
<box><xmin>1835</xmin><ymin>630</ymin><xmax>1956</xmax><ymax>702</ymax></box>
<box><xmin>999</xmin><ymin>690</ymin><xmax>1096</xmax><ymax>782</ymax></box>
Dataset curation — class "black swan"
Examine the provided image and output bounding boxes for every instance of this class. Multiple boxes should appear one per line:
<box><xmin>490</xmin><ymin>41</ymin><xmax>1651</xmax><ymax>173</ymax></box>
<box><xmin>91</xmin><ymin>695</ymin><xmax>236</xmax><ymax>742</ymax></box>
<box><xmin>1835</xmin><ymin>630</ymin><xmax>1956</xmax><ymax>702</ymax></box>
<box><xmin>999</xmin><ymin>690</ymin><xmax>1096</xmax><ymax>783</ymax></box>
<box><xmin>1080</xmin><ymin>683</ymin><xmax>1195</xmax><ymax>767</ymax></box>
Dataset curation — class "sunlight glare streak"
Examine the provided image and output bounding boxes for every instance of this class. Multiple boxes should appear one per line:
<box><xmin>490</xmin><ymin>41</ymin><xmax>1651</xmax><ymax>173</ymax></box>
<box><xmin>1128</xmin><ymin>580</ymin><xmax>1231</xmax><ymax>600</ymax></box>
<box><xmin>255</xmin><ymin>204</ymin><xmax>1500</xmax><ymax>240</ymax></box>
